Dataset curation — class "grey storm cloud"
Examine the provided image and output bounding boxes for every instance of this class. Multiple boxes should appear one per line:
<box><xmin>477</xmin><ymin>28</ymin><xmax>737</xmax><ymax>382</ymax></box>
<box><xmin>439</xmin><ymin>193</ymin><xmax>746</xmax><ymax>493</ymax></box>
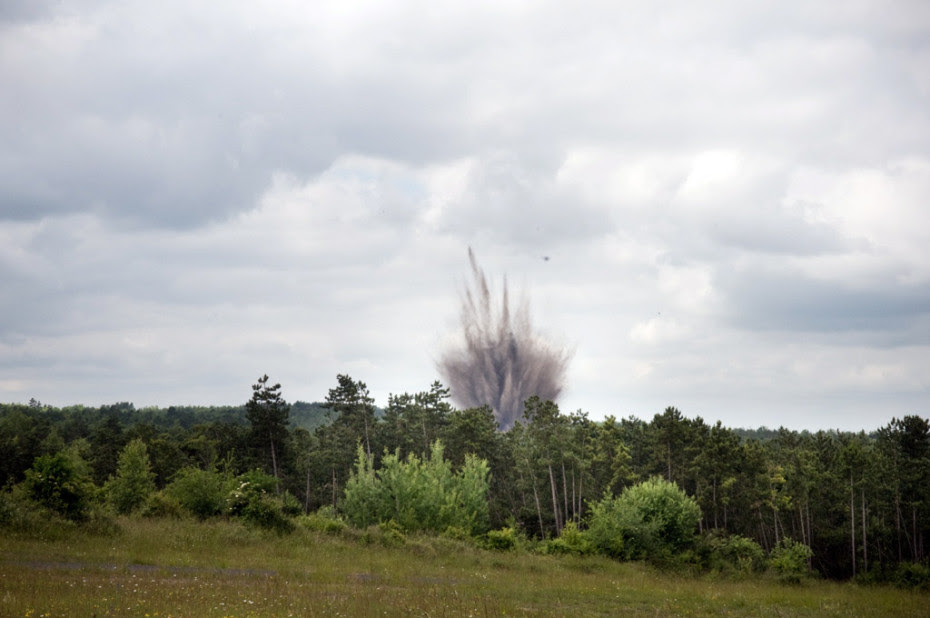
<box><xmin>0</xmin><ymin>0</ymin><xmax>928</xmax><ymax>430</ymax></box>
<box><xmin>720</xmin><ymin>267</ymin><xmax>930</xmax><ymax>338</ymax></box>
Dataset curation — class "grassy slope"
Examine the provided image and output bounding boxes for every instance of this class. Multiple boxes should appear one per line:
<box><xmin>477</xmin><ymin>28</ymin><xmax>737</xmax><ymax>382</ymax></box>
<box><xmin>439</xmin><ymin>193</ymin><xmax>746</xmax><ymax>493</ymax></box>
<box><xmin>1</xmin><ymin>518</ymin><xmax>926</xmax><ymax>617</ymax></box>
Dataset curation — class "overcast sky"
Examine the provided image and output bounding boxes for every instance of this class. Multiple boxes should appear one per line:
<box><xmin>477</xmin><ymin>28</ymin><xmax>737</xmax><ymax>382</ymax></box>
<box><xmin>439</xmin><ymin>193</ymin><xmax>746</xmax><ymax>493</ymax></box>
<box><xmin>2</xmin><ymin>1</ymin><xmax>929</xmax><ymax>431</ymax></box>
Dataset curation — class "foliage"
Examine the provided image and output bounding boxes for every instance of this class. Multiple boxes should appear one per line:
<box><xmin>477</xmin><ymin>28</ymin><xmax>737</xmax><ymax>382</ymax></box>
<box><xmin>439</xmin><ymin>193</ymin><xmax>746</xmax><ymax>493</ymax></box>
<box><xmin>342</xmin><ymin>440</ymin><xmax>491</xmax><ymax>536</ymax></box>
<box><xmin>245</xmin><ymin>374</ymin><xmax>290</xmax><ymax>483</ymax></box>
<box><xmin>105</xmin><ymin>439</ymin><xmax>156</xmax><ymax>514</ymax></box>
<box><xmin>226</xmin><ymin>469</ymin><xmax>294</xmax><ymax>533</ymax></box>
<box><xmin>360</xmin><ymin>520</ymin><xmax>407</xmax><ymax>547</ymax></box>
<box><xmin>545</xmin><ymin>521</ymin><xmax>595</xmax><ymax>555</ymax></box>
<box><xmin>141</xmin><ymin>491</ymin><xmax>185</xmax><ymax>519</ymax></box>
<box><xmin>298</xmin><ymin>508</ymin><xmax>348</xmax><ymax>535</ymax></box>
<box><xmin>587</xmin><ymin>477</ymin><xmax>701</xmax><ymax>561</ymax></box>
<box><xmin>21</xmin><ymin>450</ymin><xmax>93</xmax><ymax>522</ymax></box>
<box><xmin>485</xmin><ymin>526</ymin><xmax>519</xmax><ymax>551</ymax></box>
<box><xmin>239</xmin><ymin>493</ymin><xmax>295</xmax><ymax>533</ymax></box>
<box><xmin>2</xmin><ymin>386</ymin><xmax>929</xmax><ymax>582</ymax></box>
<box><xmin>165</xmin><ymin>466</ymin><xmax>233</xmax><ymax>520</ymax></box>
<box><xmin>0</xmin><ymin>488</ymin><xmax>74</xmax><ymax>537</ymax></box>
<box><xmin>585</xmin><ymin>494</ymin><xmax>626</xmax><ymax>557</ymax></box>
<box><xmin>700</xmin><ymin>532</ymin><xmax>766</xmax><ymax>575</ymax></box>
<box><xmin>893</xmin><ymin>562</ymin><xmax>930</xmax><ymax>591</ymax></box>
<box><xmin>768</xmin><ymin>538</ymin><xmax>814</xmax><ymax>583</ymax></box>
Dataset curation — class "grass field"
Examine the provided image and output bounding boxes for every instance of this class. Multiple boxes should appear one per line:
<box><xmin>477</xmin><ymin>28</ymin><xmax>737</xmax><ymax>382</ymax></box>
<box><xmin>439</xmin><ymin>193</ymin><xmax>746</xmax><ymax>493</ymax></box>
<box><xmin>1</xmin><ymin>518</ymin><xmax>926</xmax><ymax>617</ymax></box>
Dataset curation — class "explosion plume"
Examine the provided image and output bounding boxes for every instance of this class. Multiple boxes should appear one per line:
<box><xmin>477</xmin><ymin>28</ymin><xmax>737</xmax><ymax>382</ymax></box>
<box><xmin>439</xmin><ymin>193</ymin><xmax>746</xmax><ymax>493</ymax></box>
<box><xmin>438</xmin><ymin>248</ymin><xmax>572</xmax><ymax>430</ymax></box>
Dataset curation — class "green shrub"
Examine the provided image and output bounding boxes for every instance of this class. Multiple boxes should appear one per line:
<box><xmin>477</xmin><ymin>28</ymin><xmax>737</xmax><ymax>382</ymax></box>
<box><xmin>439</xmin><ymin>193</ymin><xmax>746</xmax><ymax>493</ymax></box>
<box><xmin>485</xmin><ymin>526</ymin><xmax>518</xmax><ymax>551</ymax></box>
<box><xmin>546</xmin><ymin>522</ymin><xmax>595</xmax><ymax>556</ymax></box>
<box><xmin>225</xmin><ymin>470</ymin><xmax>294</xmax><ymax>534</ymax></box>
<box><xmin>361</xmin><ymin>520</ymin><xmax>406</xmax><ymax>547</ymax></box>
<box><xmin>141</xmin><ymin>491</ymin><xmax>185</xmax><ymax>519</ymax></box>
<box><xmin>280</xmin><ymin>491</ymin><xmax>303</xmax><ymax>517</ymax></box>
<box><xmin>586</xmin><ymin>497</ymin><xmax>625</xmax><ymax>558</ymax></box>
<box><xmin>586</xmin><ymin>477</ymin><xmax>701</xmax><ymax>562</ymax></box>
<box><xmin>342</xmin><ymin>441</ymin><xmax>490</xmax><ymax>536</ymax></box>
<box><xmin>442</xmin><ymin>525</ymin><xmax>470</xmax><ymax>542</ymax></box>
<box><xmin>298</xmin><ymin>510</ymin><xmax>348</xmax><ymax>535</ymax></box>
<box><xmin>701</xmin><ymin>532</ymin><xmax>765</xmax><ymax>575</ymax></box>
<box><xmin>81</xmin><ymin>506</ymin><xmax>122</xmax><ymax>537</ymax></box>
<box><xmin>105</xmin><ymin>439</ymin><xmax>156</xmax><ymax>515</ymax></box>
<box><xmin>165</xmin><ymin>467</ymin><xmax>232</xmax><ymax>520</ymax></box>
<box><xmin>893</xmin><ymin>562</ymin><xmax>930</xmax><ymax>591</ymax></box>
<box><xmin>226</xmin><ymin>470</ymin><xmax>277</xmax><ymax>516</ymax></box>
<box><xmin>240</xmin><ymin>494</ymin><xmax>294</xmax><ymax>534</ymax></box>
<box><xmin>768</xmin><ymin>538</ymin><xmax>813</xmax><ymax>584</ymax></box>
<box><xmin>0</xmin><ymin>488</ymin><xmax>72</xmax><ymax>537</ymax></box>
<box><xmin>22</xmin><ymin>452</ymin><xmax>93</xmax><ymax>522</ymax></box>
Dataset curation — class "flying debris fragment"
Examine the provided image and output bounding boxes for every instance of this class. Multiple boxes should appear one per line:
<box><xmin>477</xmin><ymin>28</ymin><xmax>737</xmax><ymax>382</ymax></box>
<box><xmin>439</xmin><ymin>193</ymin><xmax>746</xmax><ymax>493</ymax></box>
<box><xmin>438</xmin><ymin>248</ymin><xmax>571</xmax><ymax>430</ymax></box>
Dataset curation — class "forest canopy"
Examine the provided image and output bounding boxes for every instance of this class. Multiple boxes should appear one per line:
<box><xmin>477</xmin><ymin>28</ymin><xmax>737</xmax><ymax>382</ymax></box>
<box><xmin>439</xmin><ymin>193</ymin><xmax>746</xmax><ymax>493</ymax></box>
<box><xmin>1</xmin><ymin>378</ymin><xmax>927</xmax><ymax>583</ymax></box>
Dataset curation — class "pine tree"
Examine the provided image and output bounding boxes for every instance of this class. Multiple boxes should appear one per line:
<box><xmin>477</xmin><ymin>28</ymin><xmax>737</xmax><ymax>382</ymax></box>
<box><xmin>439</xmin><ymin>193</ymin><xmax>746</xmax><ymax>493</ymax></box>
<box><xmin>246</xmin><ymin>375</ymin><xmax>290</xmax><ymax>490</ymax></box>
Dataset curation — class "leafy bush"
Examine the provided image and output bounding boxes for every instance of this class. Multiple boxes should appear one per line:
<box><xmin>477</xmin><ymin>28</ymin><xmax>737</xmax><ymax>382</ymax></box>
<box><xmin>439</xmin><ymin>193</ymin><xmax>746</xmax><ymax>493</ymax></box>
<box><xmin>239</xmin><ymin>493</ymin><xmax>294</xmax><ymax>534</ymax></box>
<box><xmin>342</xmin><ymin>441</ymin><xmax>490</xmax><ymax>536</ymax></box>
<box><xmin>586</xmin><ymin>477</ymin><xmax>701</xmax><ymax>561</ymax></box>
<box><xmin>226</xmin><ymin>469</ymin><xmax>294</xmax><ymax>533</ymax></box>
<box><xmin>280</xmin><ymin>491</ymin><xmax>303</xmax><ymax>517</ymax></box>
<box><xmin>165</xmin><ymin>467</ymin><xmax>233</xmax><ymax>520</ymax></box>
<box><xmin>226</xmin><ymin>470</ymin><xmax>277</xmax><ymax>515</ymax></box>
<box><xmin>0</xmin><ymin>488</ymin><xmax>71</xmax><ymax>536</ymax></box>
<box><xmin>893</xmin><ymin>562</ymin><xmax>930</xmax><ymax>591</ymax></box>
<box><xmin>768</xmin><ymin>538</ymin><xmax>813</xmax><ymax>584</ymax></box>
<box><xmin>141</xmin><ymin>491</ymin><xmax>185</xmax><ymax>519</ymax></box>
<box><xmin>546</xmin><ymin>521</ymin><xmax>595</xmax><ymax>556</ymax></box>
<box><xmin>22</xmin><ymin>451</ymin><xmax>94</xmax><ymax>522</ymax></box>
<box><xmin>700</xmin><ymin>532</ymin><xmax>765</xmax><ymax>575</ymax></box>
<box><xmin>586</xmin><ymin>498</ymin><xmax>625</xmax><ymax>558</ymax></box>
<box><xmin>105</xmin><ymin>439</ymin><xmax>156</xmax><ymax>515</ymax></box>
<box><xmin>299</xmin><ymin>509</ymin><xmax>348</xmax><ymax>535</ymax></box>
<box><xmin>442</xmin><ymin>526</ymin><xmax>470</xmax><ymax>541</ymax></box>
<box><xmin>80</xmin><ymin>505</ymin><xmax>122</xmax><ymax>537</ymax></box>
<box><xmin>485</xmin><ymin>527</ymin><xmax>518</xmax><ymax>551</ymax></box>
<box><xmin>360</xmin><ymin>520</ymin><xmax>406</xmax><ymax>547</ymax></box>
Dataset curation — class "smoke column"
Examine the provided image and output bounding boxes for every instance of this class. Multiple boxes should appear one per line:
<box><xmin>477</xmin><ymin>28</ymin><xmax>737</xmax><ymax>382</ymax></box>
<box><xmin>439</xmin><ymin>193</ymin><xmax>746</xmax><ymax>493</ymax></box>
<box><xmin>438</xmin><ymin>248</ymin><xmax>572</xmax><ymax>430</ymax></box>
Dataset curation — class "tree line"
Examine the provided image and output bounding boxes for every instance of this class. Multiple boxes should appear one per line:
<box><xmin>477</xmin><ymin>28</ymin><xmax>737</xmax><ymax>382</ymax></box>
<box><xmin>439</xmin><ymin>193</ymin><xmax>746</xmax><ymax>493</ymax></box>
<box><xmin>1</xmin><ymin>375</ymin><xmax>928</xmax><ymax>581</ymax></box>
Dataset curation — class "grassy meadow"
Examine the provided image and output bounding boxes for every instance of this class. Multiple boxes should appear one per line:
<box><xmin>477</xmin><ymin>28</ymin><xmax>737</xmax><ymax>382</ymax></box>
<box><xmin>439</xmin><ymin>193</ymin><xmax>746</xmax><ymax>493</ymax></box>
<box><xmin>1</xmin><ymin>518</ymin><xmax>927</xmax><ymax>617</ymax></box>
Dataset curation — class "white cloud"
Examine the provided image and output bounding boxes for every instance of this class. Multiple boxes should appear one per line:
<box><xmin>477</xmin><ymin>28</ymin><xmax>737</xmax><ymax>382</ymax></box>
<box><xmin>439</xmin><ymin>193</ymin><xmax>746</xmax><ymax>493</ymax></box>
<box><xmin>1</xmin><ymin>0</ymin><xmax>928</xmax><ymax>429</ymax></box>
<box><xmin>787</xmin><ymin>158</ymin><xmax>930</xmax><ymax>283</ymax></box>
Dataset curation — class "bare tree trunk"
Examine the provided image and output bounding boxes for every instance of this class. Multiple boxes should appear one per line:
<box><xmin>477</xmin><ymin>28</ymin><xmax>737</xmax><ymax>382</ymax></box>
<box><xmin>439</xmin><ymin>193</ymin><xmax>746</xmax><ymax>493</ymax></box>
<box><xmin>331</xmin><ymin>466</ymin><xmax>337</xmax><ymax>510</ymax></box>
<box><xmin>515</xmin><ymin>467</ymin><xmax>529</xmax><ymax>510</ymax></box>
<box><xmin>548</xmin><ymin>463</ymin><xmax>561</xmax><ymax>535</ymax></box>
<box><xmin>363</xmin><ymin>416</ymin><xmax>371</xmax><ymax>458</ymax></box>
<box><xmin>773</xmin><ymin>506</ymin><xmax>780</xmax><ymax>545</ymax></box>
<box><xmin>861</xmin><ymin>487</ymin><xmax>868</xmax><ymax>573</ymax></box>
<box><xmin>305</xmin><ymin>466</ymin><xmax>311</xmax><ymax>513</ymax></box>
<box><xmin>850</xmin><ymin>474</ymin><xmax>856</xmax><ymax>578</ymax></box>
<box><xmin>805</xmin><ymin>499</ymin><xmax>814</xmax><ymax>567</ymax></box>
<box><xmin>895</xmin><ymin>494</ymin><xmax>902</xmax><ymax>562</ymax></box>
<box><xmin>422</xmin><ymin>419</ymin><xmax>430</xmax><ymax>455</ymax></box>
<box><xmin>561</xmin><ymin>461</ymin><xmax>569</xmax><ymax>526</ymax></box>
<box><xmin>667</xmin><ymin>442</ymin><xmax>672</xmax><ymax>482</ymax></box>
<box><xmin>913</xmin><ymin>506</ymin><xmax>919</xmax><ymax>560</ymax></box>
<box><xmin>570</xmin><ymin>466</ymin><xmax>577</xmax><ymax>524</ymax></box>
<box><xmin>269</xmin><ymin>432</ymin><xmax>280</xmax><ymax>494</ymax></box>
<box><xmin>798</xmin><ymin>503</ymin><xmax>806</xmax><ymax>546</ymax></box>
<box><xmin>577</xmin><ymin>465</ymin><xmax>584</xmax><ymax>523</ymax></box>
<box><xmin>532</xmin><ymin>478</ymin><xmax>544</xmax><ymax>536</ymax></box>
<box><xmin>758</xmin><ymin>507</ymin><xmax>770</xmax><ymax>551</ymax></box>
